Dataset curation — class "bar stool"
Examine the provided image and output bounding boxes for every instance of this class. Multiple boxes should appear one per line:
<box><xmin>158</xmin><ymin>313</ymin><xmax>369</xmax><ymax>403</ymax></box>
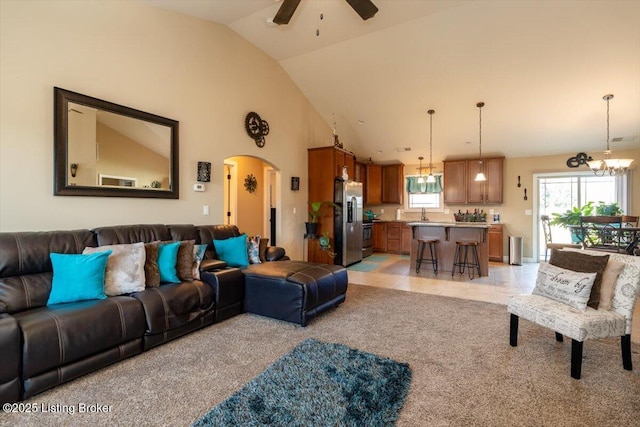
<box><xmin>416</xmin><ymin>238</ymin><xmax>439</xmax><ymax>274</ymax></box>
<box><xmin>452</xmin><ymin>240</ymin><xmax>481</xmax><ymax>279</ymax></box>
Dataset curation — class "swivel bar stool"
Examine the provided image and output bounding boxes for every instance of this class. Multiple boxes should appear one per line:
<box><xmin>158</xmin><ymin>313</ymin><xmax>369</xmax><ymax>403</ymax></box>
<box><xmin>416</xmin><ymin>238</ymin><xmax>439</xmax><ymax>274</ymax></box>
<box><xmin>452</xmin><ymin>240</ymin><xmax>481</xmax><ymax>279</ymax></box>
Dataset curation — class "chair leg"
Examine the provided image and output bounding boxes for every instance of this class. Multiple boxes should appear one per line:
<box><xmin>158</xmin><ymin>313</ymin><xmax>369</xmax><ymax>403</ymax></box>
<box><xmin>555</xmin><ymin>332</ymin><xmax>563</xmax><ymax>342</ymax></box>
<box><xmin>571</xmin><ymin>339</ymin><xmax>583</xmax><ymax>379</ymax></box>
<box><xmin>510</xmin><ymin>314</ymin><xmax>518</xmax><ymax>347</ymax></box>
<box><xmin>622</xmin><ymin>334</ymin><xmax>633</xmax><ymax>371</ymax></box>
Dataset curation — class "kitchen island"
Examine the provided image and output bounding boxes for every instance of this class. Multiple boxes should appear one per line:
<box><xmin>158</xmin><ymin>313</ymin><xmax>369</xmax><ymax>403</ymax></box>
<box><xmin>408</xmin><ymin>222</ymin><xmax>492</xmax><ymax>277</ymax></box>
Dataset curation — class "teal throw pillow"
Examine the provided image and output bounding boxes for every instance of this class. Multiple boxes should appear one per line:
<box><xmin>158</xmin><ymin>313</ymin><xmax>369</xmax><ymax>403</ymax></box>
<box><xmin>48</xmin><ymin>250</ymin><xmax>112</xmax><ymax>305</ymax></box>
<box><xmin>213</xmin><ymin>234</ymin><xmax>249</xmax><ymax>268</ymax></box>
<box><xmin>158</xmin><ymin>241</ymin><xmax>181</xmax><ymax>283</ymax></box>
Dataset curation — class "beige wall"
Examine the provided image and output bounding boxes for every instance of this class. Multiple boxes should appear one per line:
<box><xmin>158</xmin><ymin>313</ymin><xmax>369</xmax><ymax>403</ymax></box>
<box><xmin>0</xmin><ymin>1</ymin><xmax>333</xmax><ymax>259</ymax></box>
<box><xmin>367</xmin><ymin>150</ymin><xmax>639</xmax><ymax>260</ymax></box>
<box><xmin>228</xmin><ymin>156</ymin><xmax>267</xmax><ymax>237</ymax></box>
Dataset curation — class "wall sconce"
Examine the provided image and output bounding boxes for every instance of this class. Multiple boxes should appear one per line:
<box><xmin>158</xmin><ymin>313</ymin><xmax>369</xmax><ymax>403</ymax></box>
<box><xmin>70</xmin><ymin>163</ymin><xmax>78</xmax><ymax>178</ymax></box>
<box><xmin>197</xmin><ymin>161</ymin><xmax>211</xmax><ymax>182</ymax></box>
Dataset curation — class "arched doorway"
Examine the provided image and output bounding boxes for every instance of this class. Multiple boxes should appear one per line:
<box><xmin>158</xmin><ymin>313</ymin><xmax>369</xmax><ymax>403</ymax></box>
<box><xmin>223</xmin><ymin>155</ymin><xmax>281</xmax><ymax>245</ymax></box>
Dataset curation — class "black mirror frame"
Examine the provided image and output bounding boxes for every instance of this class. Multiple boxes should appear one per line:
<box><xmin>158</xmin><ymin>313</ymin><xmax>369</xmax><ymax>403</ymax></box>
<box><xmin>54</xmin><ymin>87</ymin><xmax>179</xmax><ymax>199</ymax></box>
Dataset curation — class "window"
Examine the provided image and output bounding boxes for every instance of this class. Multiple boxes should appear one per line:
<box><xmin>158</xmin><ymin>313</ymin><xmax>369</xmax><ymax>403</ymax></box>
<box><xmin>404</xmin><ymin>174</ymin><xmax>444</xmax><ymax>212</ymax></box>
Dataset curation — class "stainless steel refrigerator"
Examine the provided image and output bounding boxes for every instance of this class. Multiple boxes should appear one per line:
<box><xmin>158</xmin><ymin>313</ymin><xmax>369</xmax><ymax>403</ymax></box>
<box><xmin>334</xmin><ymin>178</ymin><xmax>363</xmax><ymax>267</ymax></box>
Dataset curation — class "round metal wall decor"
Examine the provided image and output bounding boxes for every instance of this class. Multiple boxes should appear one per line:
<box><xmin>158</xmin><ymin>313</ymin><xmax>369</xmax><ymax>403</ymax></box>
<box><xmin>244</xmin><ymin>174</ymin><xmax>258</xmax><ymax>193</ymax></box>
<box><xmin>245</xmin><ymin>112</ymin><xmax>269</xmax><ymax>148</ymax></box>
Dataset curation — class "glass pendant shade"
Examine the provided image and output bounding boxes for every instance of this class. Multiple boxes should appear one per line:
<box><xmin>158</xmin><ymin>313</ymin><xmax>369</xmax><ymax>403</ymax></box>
<box><xmin>417</xmin><ymin>175</ymin><xmax>426</xmax><ymax>184</ymax></box>
<box><xmin>474</xmin><ymin>172</ymin><xmax>487</xmax><ymax>182</ymax></box>
<box><xmin>426</xmin><ymin>173</ymin><xmax>436</xmax><ymax>183</ymax></box>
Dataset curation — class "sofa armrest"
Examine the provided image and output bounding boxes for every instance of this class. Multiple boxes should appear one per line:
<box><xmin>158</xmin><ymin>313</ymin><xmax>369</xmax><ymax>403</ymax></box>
<box><xmin>200</xmin><ymin>259</ymin><xmax>228</xmax><ymax>272</ymax></box>
<box><xmin>265</xmin><ymin>246</ymin><xmax>288</xmax><ymax>262</ymax></box>
<box><xmin>0</xmin><ymin>313</ymin><xmax>21</xmax><ymax>403</ymax></box>
<box><xmin>200</xmin><ymin>269</ymin><xmax>244</xmax><ymax>322</ymax></box>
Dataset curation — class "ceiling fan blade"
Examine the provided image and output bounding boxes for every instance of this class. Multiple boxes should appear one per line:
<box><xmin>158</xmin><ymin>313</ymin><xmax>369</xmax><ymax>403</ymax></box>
<box><xmin>345</xmin><ymin>0</ymin><xmax>378</xmax><ymax>20</ymax></box>
<box><xmin>273</xmin><ymin>0</ymin><xmax>302</xmax><ymax>25</ymax></box>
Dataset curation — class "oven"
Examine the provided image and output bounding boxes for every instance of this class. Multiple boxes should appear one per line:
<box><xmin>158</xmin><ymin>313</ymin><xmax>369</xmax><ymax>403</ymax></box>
<box><xmin>362</xmin><ymin>222</ymin><xmax>373</xmax><ymax>258</ymax></box>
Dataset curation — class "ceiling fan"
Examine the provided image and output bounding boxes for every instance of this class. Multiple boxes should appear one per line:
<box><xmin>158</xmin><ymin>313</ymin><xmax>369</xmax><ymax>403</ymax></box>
<box><xmin>273</xmin><ymin>0</ymin><xmax>378</xmax><ymax>25</ymax></box>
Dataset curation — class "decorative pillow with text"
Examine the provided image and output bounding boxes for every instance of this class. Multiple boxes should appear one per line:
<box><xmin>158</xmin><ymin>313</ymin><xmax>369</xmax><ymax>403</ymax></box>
<box><xmin>533</xmin><ymin>262</ymin><xmax>597</xmax><ymax>310</ymax></box>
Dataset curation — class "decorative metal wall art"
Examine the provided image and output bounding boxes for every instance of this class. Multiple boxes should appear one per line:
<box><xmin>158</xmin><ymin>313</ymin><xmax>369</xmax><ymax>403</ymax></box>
<box><xmin>291</xmin><ymin>177</ymin><xmax>300</xmax><ymax>191</ymax></box>
<box><xmin>245</xmin><ymin>112</ymin><xmax>269</xmax><ymax>147</ymax></box>
<box><xmin>244</xmin><ymin>174</ymin><xmax>258</xmax><ymax>193</ymax></box>
<box><xmin>566</xmin><ymin>152</ymin><xmax>593</xmax><ymax>168</ymax></box>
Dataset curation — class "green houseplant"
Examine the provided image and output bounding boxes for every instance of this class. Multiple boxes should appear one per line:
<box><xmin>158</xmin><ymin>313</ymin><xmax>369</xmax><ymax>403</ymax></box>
<box><xmin>306</xmin><ymin>201</ymin><xmax>336</xmax><ymax>237</ymax></box>
<box><xmin>550</xmin><ymin>201</ymin><xmax>623</xmax><ymax>243</ymax></box>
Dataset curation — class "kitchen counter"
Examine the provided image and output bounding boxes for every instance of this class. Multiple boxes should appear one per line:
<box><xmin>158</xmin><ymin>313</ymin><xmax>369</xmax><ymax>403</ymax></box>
<box><xmin>409</xmin><ymin>222</ymin><xmax>490</xmax><ymax>276</ymax></box>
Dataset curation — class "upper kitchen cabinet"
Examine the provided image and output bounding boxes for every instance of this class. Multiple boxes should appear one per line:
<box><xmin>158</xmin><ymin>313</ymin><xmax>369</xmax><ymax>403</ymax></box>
<box><xmin>443</xmin><ymin>160</ymin><xmax>467</xmax><ymax>204</ymax></box>
<box><xmin>365</xmin><ymin>164</ymin><xmax>382</xmax><ymax>204</ymax></box>
<box><xmin>443</xmin><ymin>157</ymin><xmax>503</xmax><ymax>204</ymax></box>
<box><xmin>354</xmin><ymin>161</ymin><xmax>367</xmax><ymax>200</ymax></box>
<box><xmin>381</xmin><ymin>164</ymin><xmax>404</xmax><ymax>204</ymax></box>
<box><xmin>466</xmin><ymin>157</ymin><xmax>503</xmax><ymax>204</ymax></box>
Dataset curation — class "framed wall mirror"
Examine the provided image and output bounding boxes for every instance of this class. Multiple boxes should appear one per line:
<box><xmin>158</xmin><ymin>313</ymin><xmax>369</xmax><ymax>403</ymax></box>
<box><xmin>54</xmin><ymin>87</ymin><xmax>179</xmax><ymax>198</ymax></box>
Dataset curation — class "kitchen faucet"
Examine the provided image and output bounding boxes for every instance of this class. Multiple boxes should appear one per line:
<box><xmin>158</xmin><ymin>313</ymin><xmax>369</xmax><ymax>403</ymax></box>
<box><xmin>421</xmin><ymin>208</ymin><xmax>427</xmax><ymax>221</ymax></box>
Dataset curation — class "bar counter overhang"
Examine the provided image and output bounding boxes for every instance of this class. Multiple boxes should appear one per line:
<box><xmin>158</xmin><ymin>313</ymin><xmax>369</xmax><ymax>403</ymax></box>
<box><xmin>408</xmin><ymin>222</ymin><xmax>492</xmax><ymax>277</ymax></box>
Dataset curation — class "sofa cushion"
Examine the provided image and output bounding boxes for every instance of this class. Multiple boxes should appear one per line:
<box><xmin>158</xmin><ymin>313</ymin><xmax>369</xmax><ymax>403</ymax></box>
<box><xmin>47</xmin><ymin>251</ymin><xmax>112</xmax><ymax>305</ymax></box>
<box><xmin>0</xmin><ymin>230</ymin><xmax>96</xmax><ymax>313</ymax></box>
<box><xmin>247</xmin><ymin>235</ymin><xmax>261</xmax><ymax>264</ymax></box>
<box><xmin>197</xmin><ymin>225</ymin><xmax>241</xmax><ymax>260</ymax></box>
<box><xmin>175</xmin><ymin>240</ymin><xmax>195</xmax><ymax>281</ymax></box>
<box><xmin>13</xmin><ymin>296</ymin><xmax>145</xmax><ymax>378</ymax></box>
<box><xmin>192</xmin><ymin>244</ymin><xmax>207</xmax><ymax>280</ymax></box>
<box><xmin>130</xmin><ymin>281</ymin><xmax>214</xmax><ymax>334</ymax></box>
<box><xmin>83</xmin><ymin>243</ymin><xmax>146</xmax><ymax>296</ymax></box>
<box><xmin>93</xmin><ymin>224</ymin><xmax>171</xmax><ymax>246</ymax></box>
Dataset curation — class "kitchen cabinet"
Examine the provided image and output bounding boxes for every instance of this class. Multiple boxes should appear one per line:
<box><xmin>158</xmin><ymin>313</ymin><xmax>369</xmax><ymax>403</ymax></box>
<box><xmin>443</xmin><ymin>160</ymin><xmax>467</xmax><ymax>204</ymax></box>
<box><xmin>355</xmin><ymin>161</ymin><xmax>367</xmax><ymax>201</ymax></box>
<box><xmin>372</xmin><ymin>222</ymin><xmax>386</xmax><ymax>252</ymax></box>
<box><xmin>366</xmin><ymin>164</ymin><xmax>382</xmax><ymax>205</ymax></box>
<box><xmin>381</xmin><ymin>164</ymin><xmax>404</xmax><ymax>204</ymax></box>
<box><xmin>467</xmin><ymin>157</ymin><xmax>503</xmax><ymax>204</ymax></box>
<box><xmin>386</xmin><ymin>222</ymin><xmax>402</xmax><ymax>253</ymax></box>
<box><xmin>443</xmin><ymin>157</ymin><xmax>504</xmax><ymax>204</ymax></box>
<box><xmin>401</xmin><ymin>223</ymin><xmax>412</xmax><ymax>254</ymax></box>
<box><xmin>488</xmin><ymin>224</ymin><xmax>503</xmax><ymax>262</ymax></box>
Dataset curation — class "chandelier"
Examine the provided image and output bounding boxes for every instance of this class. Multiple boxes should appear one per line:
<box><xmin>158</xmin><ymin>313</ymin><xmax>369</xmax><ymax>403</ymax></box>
<box><xmin>474</xmin><ymin>102</ymin><xmax>486</xmax><ymax>181</ymax></box>
<box><xmin>417</xmin><ymin>156</ymin><xmax>426</xmax><ymax>183</ymax></box>
<box><xmin>586</xmin><ymin>94</ymin><xmax>633</xmax><ymax>176</ymax></box>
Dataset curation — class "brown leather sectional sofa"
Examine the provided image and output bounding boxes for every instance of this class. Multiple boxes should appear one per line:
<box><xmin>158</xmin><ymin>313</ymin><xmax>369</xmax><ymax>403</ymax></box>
<box><xmin>0</xmin><ymin>223</ymin><xmax>290</xmax><ymax>403</ymax></box>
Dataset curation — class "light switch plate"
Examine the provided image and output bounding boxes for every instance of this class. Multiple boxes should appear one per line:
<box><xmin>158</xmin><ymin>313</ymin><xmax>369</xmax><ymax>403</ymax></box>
<box><xmin>525</xmin><ymin>209</ymin><xmax>532</xmax><ymax>216</ymax></box>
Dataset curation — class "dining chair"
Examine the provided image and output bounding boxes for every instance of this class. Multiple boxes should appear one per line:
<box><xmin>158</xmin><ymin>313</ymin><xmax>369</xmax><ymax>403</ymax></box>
<box><xmin>579</xmin><ymin>215</ymin><xmax>623</xmax><ymax>253</ymax></box>
<box><xmin>540</xmin><ymin>215</ymin><xmax>581</xmax><ymax>261</ymax></box>
<box><xmin>622</xmin><ymin>215</ymin><xmax>639</xmax><ymax>227</ymax></box>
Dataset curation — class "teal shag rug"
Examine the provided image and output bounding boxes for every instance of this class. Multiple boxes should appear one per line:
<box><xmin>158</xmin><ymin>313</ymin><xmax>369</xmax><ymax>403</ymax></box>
<box><xmin>192</xmin><ymin>338</ymin><xmax>412</xmax><ymax>427</ymax></box>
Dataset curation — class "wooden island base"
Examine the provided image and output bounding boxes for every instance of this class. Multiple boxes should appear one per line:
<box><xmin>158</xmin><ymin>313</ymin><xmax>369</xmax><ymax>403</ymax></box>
<box><xmin>409</xmin><ymin>222</ymin><xmax>491</xmax><ymax>277</ymax></box>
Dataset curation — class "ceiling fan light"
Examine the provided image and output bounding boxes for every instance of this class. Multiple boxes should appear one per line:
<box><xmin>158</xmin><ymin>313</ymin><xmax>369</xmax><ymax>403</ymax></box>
<box><xmin>426</xmin><ymin>173</ymin><xmax>436</xmax><ymax>183</ymax></box>
<box><xmin>475</xmin><ymin>172</ymin><xmax>486</xmax><ymax>182</ymax></box>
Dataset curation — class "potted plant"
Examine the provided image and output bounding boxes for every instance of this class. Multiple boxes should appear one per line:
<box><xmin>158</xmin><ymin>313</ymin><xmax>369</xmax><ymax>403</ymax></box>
<box><xmin>550</xmin><ymin>201</ymin><xmax>624</xmax><ymax>243</ymax></box>
<box><xmin>306</xmin><ymin>201</ymin><xmax>336</xmax><ymax>237</ymax></box>
<box><xmin>595</xmin><ymin>201</ymin><xmax>623</xmax><ymax>216</ymax></box>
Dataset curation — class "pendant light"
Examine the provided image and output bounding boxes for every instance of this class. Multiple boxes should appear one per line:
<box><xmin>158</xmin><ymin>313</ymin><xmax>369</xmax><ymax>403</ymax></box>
<box><xmin>426</xmin><ymin>109</ymin><xmax>436</xmax><ymax>183</ymax></box>
<box><xmin>417</xmin><ymin>156</ymin><xmax>426</xmax><ymax>184</ymax></box>
<box><xmin>586</xmin><ymin>94</ymin><xmax>633</xmax><ymax>176</ymax></box>
<box><xmin>474</xmin><ymin>102</ymin><xmax>487</xmax><ymax>182</ymax></box>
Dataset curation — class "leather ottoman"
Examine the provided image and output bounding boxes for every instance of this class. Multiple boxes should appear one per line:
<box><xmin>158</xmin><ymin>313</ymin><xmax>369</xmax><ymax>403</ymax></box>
<box><xmin>243</xmin><ymin>261</ymin><xmax>348</xmax><ymax>326</ymax></box>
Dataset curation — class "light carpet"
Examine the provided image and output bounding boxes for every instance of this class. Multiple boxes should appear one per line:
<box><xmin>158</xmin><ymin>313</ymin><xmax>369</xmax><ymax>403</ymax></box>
<box><xmin>2</xmin><ymin>284</ymin><xmax>639</xmax><ymax>427</ymax></box>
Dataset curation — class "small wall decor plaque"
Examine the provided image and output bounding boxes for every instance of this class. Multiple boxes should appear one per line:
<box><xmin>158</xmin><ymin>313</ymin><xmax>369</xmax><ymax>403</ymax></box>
<box><xmin>245</xmin><ymin>112</ymin><xmax>269</xmax><ymax>148</ymax></box>
<box><xmin>197</xmin><ymin>161</ymin><xmax>211</xmax><ymax>182</ymax></box>
<box><xmin>291</xmin><ymin>177</ymin><xmax>300</xmax><ymax>191</ymax></box>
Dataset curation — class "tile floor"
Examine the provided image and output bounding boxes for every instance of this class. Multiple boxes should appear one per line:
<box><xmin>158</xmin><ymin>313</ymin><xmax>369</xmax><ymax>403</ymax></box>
<box><xmin>348</xmin><ymin>254</ymin><xmax>640</xmax><ymax>343</ymax></box>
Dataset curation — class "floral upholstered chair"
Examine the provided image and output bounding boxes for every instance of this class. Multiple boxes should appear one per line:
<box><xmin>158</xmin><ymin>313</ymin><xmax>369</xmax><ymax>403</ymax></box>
<box><xmin>508</xmin><ymin>249</ymin><xmax>640</xmax><ymax>379</ymax></box>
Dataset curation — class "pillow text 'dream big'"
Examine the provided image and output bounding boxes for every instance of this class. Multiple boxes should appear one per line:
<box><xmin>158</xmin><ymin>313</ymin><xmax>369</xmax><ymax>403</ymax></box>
<box><xmin>213</xmin><ymin>234</ymin><xmax>249</xmax><ymax>268</ymax></box>
<box><xmin>48</xmin><ymin>250</ymin><xmax>112</xmax><ymax>305</ymax></box>
<box><xmin>549</xmin><ymin>249</ymin><xmax>609</xmax><ymax>309</ymax></box>
<box><xmin>158</xmin><ymin>241</ymin><xmax>181</xmax><ymax>283</ymax></box>
<box><xmin>532</xmin><ymin>263</ymin><xmax>597</xmax><ymax>310</ymax></box>
<box><xmin>83</xmin><ymin>242</ymin><xmax>146</xmax><ymax>296</ymax></box>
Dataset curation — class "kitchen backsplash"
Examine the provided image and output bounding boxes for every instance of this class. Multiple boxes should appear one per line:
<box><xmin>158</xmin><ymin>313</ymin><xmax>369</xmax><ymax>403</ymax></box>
<box><xmin>365</xmin><ymin>205</ymin><xmax>502</xmax><ymax>223</ymax></box>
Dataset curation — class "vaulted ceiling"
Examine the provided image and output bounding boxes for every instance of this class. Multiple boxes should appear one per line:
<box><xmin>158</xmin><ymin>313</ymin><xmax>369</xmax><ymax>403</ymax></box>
<box><xmin>145</xmin><ymin>0</ymin><xmax>640</xmax><ymax>165</ymax></box>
